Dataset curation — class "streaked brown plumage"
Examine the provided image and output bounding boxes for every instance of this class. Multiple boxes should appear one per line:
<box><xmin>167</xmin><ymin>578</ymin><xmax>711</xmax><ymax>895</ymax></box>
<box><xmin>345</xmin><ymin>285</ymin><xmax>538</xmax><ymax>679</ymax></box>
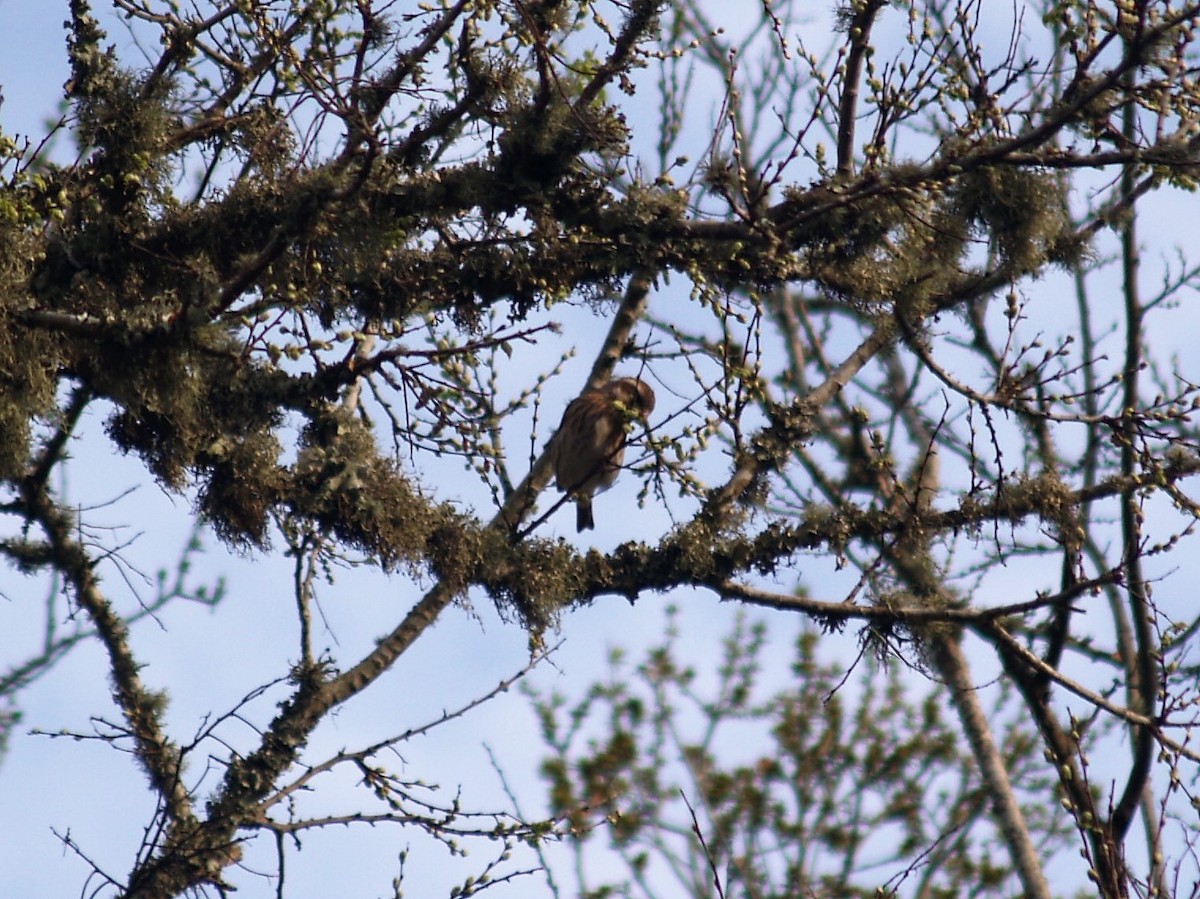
<box><xmin>550</xmin><ymin>377</ymin><xmax>656</xmax><ymax>531</ymax></box>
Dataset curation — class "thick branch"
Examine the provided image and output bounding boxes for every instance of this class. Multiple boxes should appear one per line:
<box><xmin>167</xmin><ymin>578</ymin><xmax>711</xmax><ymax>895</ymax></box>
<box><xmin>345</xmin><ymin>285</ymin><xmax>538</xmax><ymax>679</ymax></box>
<box><xmin>18</xmin><ymin>480</ymin><xmax>200</xmax><ymax>885</ymax></box>
<box><xmin>835</xmin><ymin>0</ymin><xmax>887</xmax><ymax>177</ymax></box>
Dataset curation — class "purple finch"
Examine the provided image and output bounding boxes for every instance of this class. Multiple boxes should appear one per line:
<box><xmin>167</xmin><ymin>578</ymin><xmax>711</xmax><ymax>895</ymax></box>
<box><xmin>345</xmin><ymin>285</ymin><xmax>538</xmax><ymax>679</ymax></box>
<box><xmin>550</xmin><ymin>377</ymin><xmax>656</xmax><ymax>532</ymax></box>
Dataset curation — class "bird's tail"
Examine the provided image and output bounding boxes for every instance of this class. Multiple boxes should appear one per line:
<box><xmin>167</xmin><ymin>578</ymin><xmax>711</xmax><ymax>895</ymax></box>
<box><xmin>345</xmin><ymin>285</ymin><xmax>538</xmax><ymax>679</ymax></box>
<box><xmin>575</xmin><ymin>497</ymin><xmax>595</xmax><ymax>531</ymax></box>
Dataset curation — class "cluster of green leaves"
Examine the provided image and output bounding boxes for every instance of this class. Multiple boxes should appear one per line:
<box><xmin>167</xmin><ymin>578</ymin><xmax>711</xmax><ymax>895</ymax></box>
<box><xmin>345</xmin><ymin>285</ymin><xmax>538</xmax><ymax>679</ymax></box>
<box><xmin>530</xmin><ymin>609</ymin><xmax>1068</xmax><ymax>898</ymax></box>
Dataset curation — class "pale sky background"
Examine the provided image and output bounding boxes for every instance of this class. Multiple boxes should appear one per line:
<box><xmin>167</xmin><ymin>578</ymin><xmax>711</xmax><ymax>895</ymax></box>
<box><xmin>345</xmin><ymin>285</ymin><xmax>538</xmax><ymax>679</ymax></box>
<box><xmin>2</xmin><ymin>2</ymin><xmax>1200</xmax><ymax>898</ymax></box>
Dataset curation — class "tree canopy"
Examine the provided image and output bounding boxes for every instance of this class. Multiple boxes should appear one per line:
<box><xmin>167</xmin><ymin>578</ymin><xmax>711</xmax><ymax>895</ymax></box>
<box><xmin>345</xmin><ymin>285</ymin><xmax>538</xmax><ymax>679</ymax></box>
<box><xmin>4</xmin><ymin>1</ymin><xmax>1200</xmax><ymax>896</ymax></box>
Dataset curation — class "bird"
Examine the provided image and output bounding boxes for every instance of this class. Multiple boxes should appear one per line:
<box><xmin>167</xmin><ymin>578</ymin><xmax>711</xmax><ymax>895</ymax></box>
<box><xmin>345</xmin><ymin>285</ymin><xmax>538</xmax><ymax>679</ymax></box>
<box><xmin>550</xmin><ymin>377</ymin><xmax>656</xmax><ymax>532</ymax></box>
